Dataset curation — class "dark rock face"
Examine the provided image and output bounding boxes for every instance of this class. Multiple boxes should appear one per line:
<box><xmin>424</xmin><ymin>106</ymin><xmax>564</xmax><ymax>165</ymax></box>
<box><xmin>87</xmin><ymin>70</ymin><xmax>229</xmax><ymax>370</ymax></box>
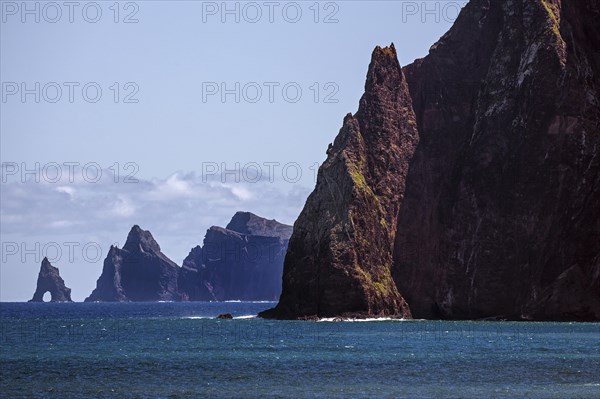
<box><xmin>263</xmin><ymin>0</ymin><xmax>600</xmax><ymax>321</ymax></box>
<box><xmin>394</xmin><ymin>0</ymin><xmax>600</xmax><ymax>321</ymax></box>
<box><xmin>85</xmin><ymin>225</ymin><xmax>179</xmax><ymax>302</ymax></box>
<box><xmin>178</xmin><ymin>245</ymin><xmax>212</xmax><ymax>301</ymax></box>
<box><xmin>260</xmin><ymin>45</ymin><xmax>419</xmax><ymax>319</ymax></box>
<box><xmin>178</xmin><ymin>212</ymin><xmax>291</xmax><ymax>301</ymax></box>
<box><xmin>29</xmin><ymin>257</ymin><xmax>72</xmax><ymax>302</ymax></box>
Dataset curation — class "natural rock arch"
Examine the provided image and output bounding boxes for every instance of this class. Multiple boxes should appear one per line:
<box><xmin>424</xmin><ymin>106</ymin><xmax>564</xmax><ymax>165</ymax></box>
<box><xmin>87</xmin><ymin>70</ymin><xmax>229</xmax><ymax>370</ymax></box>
<box><xmin>29</xmin><ymin>258</ymin><xmax>73</xmax><ymax>302</ymax></box>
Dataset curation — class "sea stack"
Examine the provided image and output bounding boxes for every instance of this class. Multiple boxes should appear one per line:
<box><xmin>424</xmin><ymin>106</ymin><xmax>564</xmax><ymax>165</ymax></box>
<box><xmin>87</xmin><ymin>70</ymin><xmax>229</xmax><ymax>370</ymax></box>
<box><xmin>85</xmin><ymin>225</ymin><xmax>180</xmax><ymax>302</ymax></box>
<box><xmin>260</xmin><ymin>44</ymin><xmax>419</xmax><ymax>319</ymax></box>
<box><xmin>29</xmin><ymin>257</ymin><xmax>73</xmax><ymax>302</ymax></box>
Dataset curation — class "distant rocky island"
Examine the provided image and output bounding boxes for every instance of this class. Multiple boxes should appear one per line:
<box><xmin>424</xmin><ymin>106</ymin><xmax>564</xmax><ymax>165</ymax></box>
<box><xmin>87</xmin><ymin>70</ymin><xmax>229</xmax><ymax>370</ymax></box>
<box><xmin>260</xmin><ymin>0</ymin><xmax>600</xmax><ymax>321</ymax></box>
<box><xmin>85</xmin><ymin>224</ymin><xmax>180</xmax><ymax>302</ymax></box>
<box><xmin>29</xmin><ymin>212</ymin><xmax>291</xmax><ymax>302</ymax></box>
<box><xmin>178</xmin><ymin>212</ymin><xmax>292</xmax><ymax>301</ymax></box>
<box><xmin>29</xmin><ymin>257</ymin><xmax>73</xmax><ymax>302</ymax></box>
<box><xmin>85</xmin><ymin>212</ymin><xmax>291</xmax><ymax>302</ymax></box>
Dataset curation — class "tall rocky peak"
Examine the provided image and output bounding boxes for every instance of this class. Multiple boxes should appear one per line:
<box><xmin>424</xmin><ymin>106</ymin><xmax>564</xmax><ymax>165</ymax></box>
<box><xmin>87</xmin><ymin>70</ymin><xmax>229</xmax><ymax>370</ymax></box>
<box><xmin>29</xmin><ymin>257</ymin><xmax>72</xmax><ymax>302</ymax></box>
<box><xmin>260</xmin><ymin>44</ymin><xmax>419</xmax><ymax>319</ymax></box>
<box><xmin>85</xmin><ymin>226</ymin><xmax>179</xmax><ymax>302</ymax></box>
<box><xmin>263</xmin><ymin>0</ymin><xmax>600</xmax><ymax>321</ymax></box>
<box><xmin>226</xmin><ymin>211</ymin><xmax>293</xmax><ymax>239</ymax></box>
<box><xmin>123</xmin><ymin>224</ymin><xmax>162</xmax><ymax>254</ymax></box>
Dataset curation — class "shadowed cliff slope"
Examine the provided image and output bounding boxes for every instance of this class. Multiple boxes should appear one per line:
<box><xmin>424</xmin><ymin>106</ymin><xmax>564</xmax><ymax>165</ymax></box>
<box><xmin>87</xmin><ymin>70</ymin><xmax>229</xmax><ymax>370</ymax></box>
<box><xmin>395</xmin><ymin>0</ymin><xmax>600</xmax><ymax>321</ymax></box>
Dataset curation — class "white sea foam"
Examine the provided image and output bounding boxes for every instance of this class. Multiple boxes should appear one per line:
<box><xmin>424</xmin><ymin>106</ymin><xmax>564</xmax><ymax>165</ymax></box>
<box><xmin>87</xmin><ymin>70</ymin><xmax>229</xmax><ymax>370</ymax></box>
<box><xmin>222</xmin><ymin>300</ymin><xmax>276</xmax><ymax>303</ymax></box>
<box><xmin>182</xmin><ymin>315</ymin><xmax>257</xmax><ymax>320</ymax></box>
<box><xmin>316</xmin><ymin>317</ymin><xmax>409</xmax><ymax>323</ymax></box>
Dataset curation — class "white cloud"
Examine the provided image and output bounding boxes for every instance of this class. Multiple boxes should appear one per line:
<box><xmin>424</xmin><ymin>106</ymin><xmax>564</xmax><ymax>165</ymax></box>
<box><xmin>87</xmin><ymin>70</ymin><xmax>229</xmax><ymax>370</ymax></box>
<box><xmin>148</xmin><ymin>173</ymin><xmax>194</xmax><ymax>200</ymax></box>
<box><xmin>56</xmin><ymin>186</ymin><xmax>75</xmax><ymax>197</ymax></box>
<box><xmin>224</xmin><ymin>183</ymin><xmax>254</xmax><ymax>201</ymax></box>
<box><xmin>48</xmin><ymin>220</ymin><xmax>81</xmax><ymax>229</ymax></box>
<box><xmin>110</xmin><ymin>196</ymin><xmax>136</xmax><ymax>217</ymax></box>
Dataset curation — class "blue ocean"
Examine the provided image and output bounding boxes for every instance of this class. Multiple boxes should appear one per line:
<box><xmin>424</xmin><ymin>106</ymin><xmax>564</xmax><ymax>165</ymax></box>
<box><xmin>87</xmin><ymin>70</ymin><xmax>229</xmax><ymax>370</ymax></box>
<box><xmin>1</xmin><ymin>302</ymin><xmax>599</xmax><ymax>398</ymax></box>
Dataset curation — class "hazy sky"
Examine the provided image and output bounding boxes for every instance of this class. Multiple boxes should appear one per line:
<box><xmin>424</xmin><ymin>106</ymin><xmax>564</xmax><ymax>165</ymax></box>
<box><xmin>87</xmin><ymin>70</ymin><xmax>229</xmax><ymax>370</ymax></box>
<box><xmin>1</xmin><ymin>0</ymin><xmax>466</xmax><ymax>301</ymax></box>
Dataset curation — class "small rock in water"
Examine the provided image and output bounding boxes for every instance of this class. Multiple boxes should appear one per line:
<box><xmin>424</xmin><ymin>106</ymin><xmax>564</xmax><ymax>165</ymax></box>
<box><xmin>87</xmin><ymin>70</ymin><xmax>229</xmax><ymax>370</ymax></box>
<box><xmin>216</xmin><ymin>313</ymin><xmax>233</xmax><ymax>319</ymax></box>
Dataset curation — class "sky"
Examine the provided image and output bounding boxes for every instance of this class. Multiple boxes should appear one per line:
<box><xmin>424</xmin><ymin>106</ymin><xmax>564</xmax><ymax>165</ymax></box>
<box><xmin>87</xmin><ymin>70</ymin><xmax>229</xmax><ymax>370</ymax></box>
<box><xmin>0</xmin><ymin>0</ymin><xmax>467</xmax><ymax>301</ymax></box>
